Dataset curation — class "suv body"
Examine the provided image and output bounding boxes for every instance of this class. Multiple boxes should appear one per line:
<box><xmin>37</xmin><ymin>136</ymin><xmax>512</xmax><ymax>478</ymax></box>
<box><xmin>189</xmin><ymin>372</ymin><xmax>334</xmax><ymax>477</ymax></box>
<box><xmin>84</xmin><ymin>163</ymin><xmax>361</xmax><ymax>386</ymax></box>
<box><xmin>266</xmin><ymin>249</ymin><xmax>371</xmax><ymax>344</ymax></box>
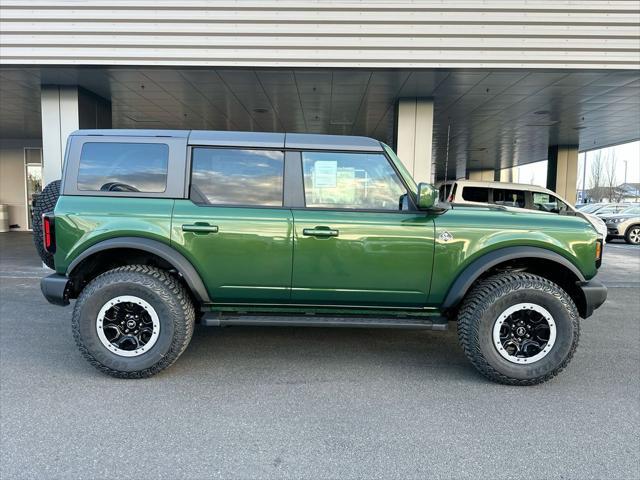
<box><xmin>601</xmin><ymin>205</ymin><xmax>640</xmax><ymax>244</ymax></box>
<box><xmin>38</xmin><ymin>130</ymin><xmax>607</xmax><ymax>384</ymax></box>
<box><xmin>437</xmin><ymin>180</ymin><xmax>607</xmax><ymax>240</ymax></box>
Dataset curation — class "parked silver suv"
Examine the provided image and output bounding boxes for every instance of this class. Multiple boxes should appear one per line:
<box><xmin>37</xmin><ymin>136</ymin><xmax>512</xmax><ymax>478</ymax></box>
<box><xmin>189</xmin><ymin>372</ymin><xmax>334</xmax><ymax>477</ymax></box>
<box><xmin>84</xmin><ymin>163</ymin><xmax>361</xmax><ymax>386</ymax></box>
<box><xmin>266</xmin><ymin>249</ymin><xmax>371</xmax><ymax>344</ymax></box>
<box><xmin>601</xmin><ymin>205</ymin><xmax>640</xmax><ymax>244</ymax></box>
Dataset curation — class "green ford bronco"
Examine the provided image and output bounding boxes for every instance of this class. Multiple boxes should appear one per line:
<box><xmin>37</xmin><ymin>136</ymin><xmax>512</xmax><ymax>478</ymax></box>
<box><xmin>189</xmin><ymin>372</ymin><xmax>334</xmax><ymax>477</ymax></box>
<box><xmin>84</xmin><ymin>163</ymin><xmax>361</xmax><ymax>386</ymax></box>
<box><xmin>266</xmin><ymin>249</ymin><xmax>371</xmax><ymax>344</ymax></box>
<box><xmin>36</xmin><ymin>129</ymin><xmax>607</xmax><ymax>384</ymax></box>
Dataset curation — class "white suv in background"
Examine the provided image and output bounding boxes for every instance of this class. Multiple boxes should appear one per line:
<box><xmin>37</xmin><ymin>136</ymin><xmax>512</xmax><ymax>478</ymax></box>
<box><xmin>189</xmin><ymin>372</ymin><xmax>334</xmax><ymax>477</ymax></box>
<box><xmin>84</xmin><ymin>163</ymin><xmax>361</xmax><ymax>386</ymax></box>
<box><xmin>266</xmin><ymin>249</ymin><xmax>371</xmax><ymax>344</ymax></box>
<box><xmin>438</xmin><ymin>180</ymin><xmax>608</xmax><ymax>240</ymax></box>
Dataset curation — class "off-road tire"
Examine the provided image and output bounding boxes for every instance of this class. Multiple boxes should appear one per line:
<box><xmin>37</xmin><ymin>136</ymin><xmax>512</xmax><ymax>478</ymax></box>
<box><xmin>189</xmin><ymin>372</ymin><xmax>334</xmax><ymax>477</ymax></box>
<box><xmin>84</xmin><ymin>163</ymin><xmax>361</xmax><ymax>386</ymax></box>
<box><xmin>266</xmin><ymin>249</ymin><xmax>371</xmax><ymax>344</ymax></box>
<box><xmin>72</xmin><ymin>265</ymin><xmax>195</xmax><ymax>378</ymax></box>
<box><xmin>624</xmin><ymin>224</ymin><xmax>640</xmax><ymax>245</ymax></box>
<box><xmin>32</xmin><ymin>179</ymin><xmax>61</xmax><ymax>269</ymax></box>
<box><xmin>457</xmin><ymin>272</ymin><xmax>579</xmax><ymax>386</ymax></box>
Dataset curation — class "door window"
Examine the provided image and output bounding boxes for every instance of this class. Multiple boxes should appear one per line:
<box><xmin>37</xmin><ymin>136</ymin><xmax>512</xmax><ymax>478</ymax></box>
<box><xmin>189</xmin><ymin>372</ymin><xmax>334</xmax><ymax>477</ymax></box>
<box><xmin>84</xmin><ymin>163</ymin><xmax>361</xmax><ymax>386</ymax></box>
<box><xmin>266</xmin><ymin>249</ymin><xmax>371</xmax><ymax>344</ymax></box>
<box><xmin>493</xmin><ymin>188</ymin><xmax>525</xmax><ymax>208</ymax></box>
<box><xmin>532</xmin><ymin>192</ymin><xmax>569</xmax><ymax>213</ymax></box>
<box><xmin>190</xmin><ymin>148</ymin><xmax>284</xmax><ymax>206</ymax></box>
<box><xmin>461</xmin><ymin>186</ymin><xmax>489</xmax><ymax>202</ymax></box>
<box><xmin>301</xmin><ymin>151</ymin><xmax>406</xmax><ymax>210</ymax></box>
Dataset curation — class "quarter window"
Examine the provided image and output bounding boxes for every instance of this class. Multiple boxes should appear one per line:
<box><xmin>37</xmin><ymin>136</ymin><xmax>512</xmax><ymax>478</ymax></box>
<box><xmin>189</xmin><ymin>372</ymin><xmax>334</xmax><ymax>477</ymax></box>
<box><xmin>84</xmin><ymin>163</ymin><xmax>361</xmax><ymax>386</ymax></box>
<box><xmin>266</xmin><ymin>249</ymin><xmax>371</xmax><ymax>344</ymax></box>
<box><xmin>190</xmin><ymin>148</ymin><xmax>284</xmax><ymax>206</ymax></box>
<box><xmin>77</xmin><ymin>142</ymin><xmax>169</xmax><ymax>192</ymax></box>
<box><xmin>302</xmin><ymin>151</ymin><xmax>406</xmax><ymax>210</ymax></box>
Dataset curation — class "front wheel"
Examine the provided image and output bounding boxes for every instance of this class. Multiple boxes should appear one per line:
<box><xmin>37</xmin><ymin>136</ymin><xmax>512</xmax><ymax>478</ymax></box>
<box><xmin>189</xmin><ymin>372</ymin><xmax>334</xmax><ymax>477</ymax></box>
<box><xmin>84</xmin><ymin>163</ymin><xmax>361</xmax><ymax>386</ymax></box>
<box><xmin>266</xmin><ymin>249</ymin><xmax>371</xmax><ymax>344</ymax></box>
<box><xmin>72</xmin><ymin>265</ymin><xmax>195</xmax><ymax>378</ymax></box>
<box><xmin>625</xmin><ymin>225</ymin><xmax>640</xmax><ymax>245</ymax></box>
<box><xmin>457</xmin><ymin>272</ymin><xmax>579</xmax><ymax>385</ymax></box>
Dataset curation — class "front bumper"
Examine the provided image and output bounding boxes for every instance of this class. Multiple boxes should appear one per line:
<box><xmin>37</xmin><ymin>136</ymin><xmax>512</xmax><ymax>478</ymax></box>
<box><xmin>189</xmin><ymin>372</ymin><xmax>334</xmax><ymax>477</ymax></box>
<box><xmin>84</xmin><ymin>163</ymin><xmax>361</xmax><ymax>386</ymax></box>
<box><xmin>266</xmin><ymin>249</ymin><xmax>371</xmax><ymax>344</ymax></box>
<box><xmin>41</xmin><ymin>273</ymin><xmax>71</xmax><ymax>306</ymax></box>
<box><xmin>577</xmin><ymin>279</ymin><xmax>607</xmax><ymax>318</ymax></box>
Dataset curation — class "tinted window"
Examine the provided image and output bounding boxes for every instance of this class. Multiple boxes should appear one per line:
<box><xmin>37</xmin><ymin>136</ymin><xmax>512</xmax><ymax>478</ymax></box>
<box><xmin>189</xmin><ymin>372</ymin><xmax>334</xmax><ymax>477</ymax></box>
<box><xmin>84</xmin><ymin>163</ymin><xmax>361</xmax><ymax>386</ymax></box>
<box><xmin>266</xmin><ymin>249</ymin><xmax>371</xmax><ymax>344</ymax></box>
<box><xmin>461</xmin><ymin>186</ymin><xmax>489</xmax><ymax>202</ymax></box>
<box><xmin>77</xmin><ymin>142</ymin><xmax>168</xmax><ymax>192</ymax></box>
<box><xmin>302</xmin><ymin>151</ymin><xmax>406</xmax><ymax>210</ymax></box>
<box><xmin>493</xmin><ymin>188</ymin><xmax>525</xmax><ymax>208</ymax></box>
<box><xmin>191</xmin><ymin>148</ymin><xmax>284</xmax><ymax>206</ymax></box>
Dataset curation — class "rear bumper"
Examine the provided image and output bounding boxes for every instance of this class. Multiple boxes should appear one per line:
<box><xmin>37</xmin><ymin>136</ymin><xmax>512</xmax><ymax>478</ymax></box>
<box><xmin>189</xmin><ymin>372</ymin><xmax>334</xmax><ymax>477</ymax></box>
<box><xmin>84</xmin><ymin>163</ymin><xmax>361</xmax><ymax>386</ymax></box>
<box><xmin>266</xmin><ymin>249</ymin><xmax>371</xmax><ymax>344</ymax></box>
<box><xmin>40</xmin><ymin>273</ymin><xmax>71</xmax><ymax>306</ymax></box>
<box><xmin>577</xmin><ymin>279</ymin><xmax>607</xmax><ymax>318</ymax></box>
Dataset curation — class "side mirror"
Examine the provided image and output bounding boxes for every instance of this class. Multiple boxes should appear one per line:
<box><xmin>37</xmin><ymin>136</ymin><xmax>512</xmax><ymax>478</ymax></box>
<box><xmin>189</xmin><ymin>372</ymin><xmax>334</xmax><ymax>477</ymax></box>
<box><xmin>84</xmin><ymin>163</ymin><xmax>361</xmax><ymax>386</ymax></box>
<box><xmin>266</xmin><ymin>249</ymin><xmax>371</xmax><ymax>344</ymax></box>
<box><xmin>417</xmin><ymin>182</ymin><xmax>438</xmax><ymax>209</ymax></box>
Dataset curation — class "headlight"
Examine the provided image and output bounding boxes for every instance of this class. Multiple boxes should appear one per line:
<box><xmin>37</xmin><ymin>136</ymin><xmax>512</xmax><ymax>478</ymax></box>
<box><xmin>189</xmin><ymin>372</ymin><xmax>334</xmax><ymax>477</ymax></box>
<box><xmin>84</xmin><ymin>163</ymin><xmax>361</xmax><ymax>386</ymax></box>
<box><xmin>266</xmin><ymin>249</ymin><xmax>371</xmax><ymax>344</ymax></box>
<box><xmin>610</xmin><ymin>218</ymin><xmax>624</xmax><ymax>224</ymax></box>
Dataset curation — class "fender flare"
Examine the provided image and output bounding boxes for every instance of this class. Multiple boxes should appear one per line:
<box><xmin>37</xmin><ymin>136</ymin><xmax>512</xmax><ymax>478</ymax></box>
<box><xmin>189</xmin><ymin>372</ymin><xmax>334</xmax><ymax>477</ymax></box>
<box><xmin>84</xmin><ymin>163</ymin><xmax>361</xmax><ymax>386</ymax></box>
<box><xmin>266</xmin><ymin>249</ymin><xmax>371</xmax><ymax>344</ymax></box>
<box><xmin>66</xmin><ymin>237</ymin><xmax>211</xmax><ymax>303</ymax></box>
<box><xmin>441</xmin><ymin>246</ymin><xmax>586</xmax><ymax>310</ymax></box>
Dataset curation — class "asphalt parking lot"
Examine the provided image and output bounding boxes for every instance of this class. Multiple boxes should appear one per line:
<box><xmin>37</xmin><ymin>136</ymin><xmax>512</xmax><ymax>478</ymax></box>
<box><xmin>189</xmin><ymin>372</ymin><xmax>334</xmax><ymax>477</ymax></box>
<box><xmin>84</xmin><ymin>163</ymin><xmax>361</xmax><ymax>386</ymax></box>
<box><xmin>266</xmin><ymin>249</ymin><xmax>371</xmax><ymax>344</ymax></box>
<box><xmin>1</xmin><ymin>232</ymin><xmax>639</xmax><ymax>480</ymax></box>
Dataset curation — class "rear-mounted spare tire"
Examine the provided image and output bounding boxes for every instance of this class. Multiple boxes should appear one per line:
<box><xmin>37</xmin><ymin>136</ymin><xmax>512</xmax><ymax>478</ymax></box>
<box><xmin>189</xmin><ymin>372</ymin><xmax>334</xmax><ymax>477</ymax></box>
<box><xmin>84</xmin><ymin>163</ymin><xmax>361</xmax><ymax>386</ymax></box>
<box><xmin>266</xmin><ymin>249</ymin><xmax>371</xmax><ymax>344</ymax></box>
<box><xmin>32</xmin><ymin>179</ymin><xmax>61</xmax><ymax>269</ymax></box>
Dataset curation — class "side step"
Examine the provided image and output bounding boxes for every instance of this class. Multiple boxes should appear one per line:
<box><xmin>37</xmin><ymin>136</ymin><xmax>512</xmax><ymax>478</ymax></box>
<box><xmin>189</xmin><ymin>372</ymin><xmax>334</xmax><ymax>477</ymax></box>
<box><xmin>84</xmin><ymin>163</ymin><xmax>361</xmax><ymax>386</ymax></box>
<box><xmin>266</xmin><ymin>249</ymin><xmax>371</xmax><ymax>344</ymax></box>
<box><xmin>201</xmin><ymin>313</ymin><xmax>449</xmax><ymax>331</ymax></box>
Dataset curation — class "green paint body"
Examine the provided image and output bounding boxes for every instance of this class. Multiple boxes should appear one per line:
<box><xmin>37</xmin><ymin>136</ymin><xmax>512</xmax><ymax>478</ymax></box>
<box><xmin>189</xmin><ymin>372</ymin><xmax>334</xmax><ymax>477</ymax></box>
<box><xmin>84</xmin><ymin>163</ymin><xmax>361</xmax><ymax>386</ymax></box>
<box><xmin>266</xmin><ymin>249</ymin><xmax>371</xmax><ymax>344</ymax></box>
<box><xmin>53</xmin><ymin>191</ymin><xmax>599</xmax><ymax>313</ymax></box>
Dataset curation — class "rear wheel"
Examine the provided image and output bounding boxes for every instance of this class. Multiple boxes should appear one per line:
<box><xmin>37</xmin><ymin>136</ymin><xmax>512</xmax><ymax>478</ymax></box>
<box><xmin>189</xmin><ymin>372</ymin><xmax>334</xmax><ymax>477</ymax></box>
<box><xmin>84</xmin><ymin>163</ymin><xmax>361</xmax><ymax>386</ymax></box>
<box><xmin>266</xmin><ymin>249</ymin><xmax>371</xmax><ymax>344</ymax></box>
<box><xmin>457</xmin><ymin>272</ymin><xmax>579</xmax><ymax>385</ymax></box>
<box><xmin>72</xmin><ymin>265</ymin><xmax>195</xmax><ymax>378</ymax></box>
<box><xmin>32</xmin><ymin>179</ymin><xmax>60</xmax><ymax>268</ymax></box>
<box><xmin>625</xmin><ymin>225</ymin><xmax>640</xmax><ymax>245</ymax></box>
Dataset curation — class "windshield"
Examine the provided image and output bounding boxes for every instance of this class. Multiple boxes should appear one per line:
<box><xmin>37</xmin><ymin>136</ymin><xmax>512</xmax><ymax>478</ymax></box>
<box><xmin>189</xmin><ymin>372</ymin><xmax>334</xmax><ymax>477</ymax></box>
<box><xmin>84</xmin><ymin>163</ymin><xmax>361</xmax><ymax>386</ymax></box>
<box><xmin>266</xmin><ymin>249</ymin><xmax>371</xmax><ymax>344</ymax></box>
<box><xmin>622</xmin><ymin>206</ymin><xmax>640</xmax><ymax>215</ymax></box>
<box><xmin>381</xmin><ymin>143</ymin><xmax>418</xmax><ymax>196</ymax></box>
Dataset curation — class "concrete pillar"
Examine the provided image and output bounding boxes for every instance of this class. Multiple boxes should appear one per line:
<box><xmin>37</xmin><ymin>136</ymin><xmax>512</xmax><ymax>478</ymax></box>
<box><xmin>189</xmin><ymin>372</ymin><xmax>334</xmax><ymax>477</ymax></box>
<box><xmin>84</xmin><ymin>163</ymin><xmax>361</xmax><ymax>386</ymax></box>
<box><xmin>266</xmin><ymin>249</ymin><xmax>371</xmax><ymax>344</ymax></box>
<box><xmin>547</xmin><ymin>145</ymin><xmax>578</xmax><ymax>203</ymax></box>
<box><xmin>41</xmin><ymin>86</ymin><xmax>111</xmax><ymax>185</ymax></box>
<box><xmin>395</xmin><ymin>98</ymin><xmax>434</xmax><ymax>183</ymax></box>
<box><xmin>468</xmin><ymin>169</ymin><xmax>495</xmax><ymax>181</ymax></box>
<box><xmin>500</xmin><ymin>167</ymin><xmax>519</xmax><ymax>183</ymax></box>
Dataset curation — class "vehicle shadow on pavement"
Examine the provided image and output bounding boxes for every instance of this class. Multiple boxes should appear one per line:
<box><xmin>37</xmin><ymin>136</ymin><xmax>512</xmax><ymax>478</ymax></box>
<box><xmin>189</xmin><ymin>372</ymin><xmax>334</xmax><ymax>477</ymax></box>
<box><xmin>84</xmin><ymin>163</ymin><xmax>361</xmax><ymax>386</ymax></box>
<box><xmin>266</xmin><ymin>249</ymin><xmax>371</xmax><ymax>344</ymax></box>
<box><xmin>171</xmin><ymin>323</ymin><xmax>484</xmax><ymax>384</ymax></box>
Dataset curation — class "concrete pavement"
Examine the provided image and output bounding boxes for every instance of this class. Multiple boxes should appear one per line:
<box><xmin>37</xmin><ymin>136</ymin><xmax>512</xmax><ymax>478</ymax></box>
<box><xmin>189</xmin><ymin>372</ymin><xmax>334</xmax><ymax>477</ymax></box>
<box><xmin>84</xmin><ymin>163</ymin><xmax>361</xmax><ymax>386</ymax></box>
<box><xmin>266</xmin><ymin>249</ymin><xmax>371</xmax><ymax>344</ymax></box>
<box><xmin>1</xmin><ymin>233</ymin><xmax>638</xmax><ymax>479</ymax></box>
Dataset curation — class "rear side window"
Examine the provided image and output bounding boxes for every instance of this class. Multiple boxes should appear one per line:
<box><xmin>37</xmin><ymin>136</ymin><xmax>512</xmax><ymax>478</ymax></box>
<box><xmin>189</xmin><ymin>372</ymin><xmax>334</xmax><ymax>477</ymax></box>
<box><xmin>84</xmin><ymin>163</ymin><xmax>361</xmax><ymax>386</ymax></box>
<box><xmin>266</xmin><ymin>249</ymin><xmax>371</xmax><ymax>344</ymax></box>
<box><xmin>190</xmin><ymin>148</ymin><xmax>284</xmax><ymax>206</ymax></box>
<box><xmin>77</xmin><ymin>142</ymin><xmax>169</xmax><ymax>192</ymax></box>
<box><xmin>494</xmin><ymin>188</ymin><xmax>525</xmax><ymax>208</ymax></box>
<box><xmin>461</xmin><ymin>186</ymin><xmax>489</xmax><ymax>202</ymax></box>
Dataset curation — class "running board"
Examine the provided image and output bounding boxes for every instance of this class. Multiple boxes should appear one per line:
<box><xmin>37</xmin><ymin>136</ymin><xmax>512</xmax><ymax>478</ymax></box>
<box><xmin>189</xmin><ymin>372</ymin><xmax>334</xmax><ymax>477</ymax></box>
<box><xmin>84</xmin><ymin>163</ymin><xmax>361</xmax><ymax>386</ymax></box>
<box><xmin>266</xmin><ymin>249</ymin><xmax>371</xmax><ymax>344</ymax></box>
<box><xmin>200</xmin><ymin>313</ymin><xmax>449</xmax><ymax>330</ymax></box>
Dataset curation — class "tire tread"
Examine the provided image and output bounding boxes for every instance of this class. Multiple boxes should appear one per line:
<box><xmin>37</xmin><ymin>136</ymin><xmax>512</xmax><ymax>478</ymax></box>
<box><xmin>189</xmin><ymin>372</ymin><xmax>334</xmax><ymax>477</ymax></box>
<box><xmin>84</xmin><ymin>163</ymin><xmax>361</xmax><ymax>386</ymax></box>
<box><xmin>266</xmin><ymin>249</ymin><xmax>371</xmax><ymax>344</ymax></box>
<box><xmin>72</xmin><ymin>265</ymin><xmax>195</xmax><ymax>379</ymax></box>
<box><xmin>457</xmin><ymin>272</ymin><xmax>579</xmax><ymax>386</ymax></box>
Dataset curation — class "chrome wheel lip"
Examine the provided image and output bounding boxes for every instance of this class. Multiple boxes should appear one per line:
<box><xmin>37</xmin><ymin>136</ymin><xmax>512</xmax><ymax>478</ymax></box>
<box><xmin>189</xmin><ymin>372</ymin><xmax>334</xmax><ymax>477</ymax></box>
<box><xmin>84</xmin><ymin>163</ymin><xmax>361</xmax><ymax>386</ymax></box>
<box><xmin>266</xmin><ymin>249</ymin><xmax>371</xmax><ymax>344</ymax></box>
<box><xmin>96</xmin><ymin>295</ymin><xmax>160</xmax><ymax>357</ymax></box>
<box><xmin>492</xmin><ymin>303</ymin><xmax>557</xmax><ymax>364</ymax></box>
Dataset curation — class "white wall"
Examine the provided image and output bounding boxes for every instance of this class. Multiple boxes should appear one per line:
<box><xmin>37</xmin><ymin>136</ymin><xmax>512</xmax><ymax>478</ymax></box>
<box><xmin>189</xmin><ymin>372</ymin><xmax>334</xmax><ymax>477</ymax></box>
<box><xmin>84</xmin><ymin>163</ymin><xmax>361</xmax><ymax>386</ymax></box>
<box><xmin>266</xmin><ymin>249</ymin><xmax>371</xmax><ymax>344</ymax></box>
<box><xmin>0</xmin><ymin>139</ymin><xmax>41</xmax><ymax>230</ymax></box>
<box><xmin>1</xmin><ymin>1</ymin><xmax>638</xmax><ymax>69</ymax></box>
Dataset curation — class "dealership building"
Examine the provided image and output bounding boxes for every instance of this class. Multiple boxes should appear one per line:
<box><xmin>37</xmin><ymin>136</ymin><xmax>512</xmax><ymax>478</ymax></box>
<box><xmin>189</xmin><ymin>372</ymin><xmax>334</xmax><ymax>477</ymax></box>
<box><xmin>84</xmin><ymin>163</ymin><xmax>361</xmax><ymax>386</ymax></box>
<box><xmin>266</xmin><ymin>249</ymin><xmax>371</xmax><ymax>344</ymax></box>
<box><xmin>1</xmin><ymin>1</ymin><xmax>639</xmax><ymax>230</ymax></box>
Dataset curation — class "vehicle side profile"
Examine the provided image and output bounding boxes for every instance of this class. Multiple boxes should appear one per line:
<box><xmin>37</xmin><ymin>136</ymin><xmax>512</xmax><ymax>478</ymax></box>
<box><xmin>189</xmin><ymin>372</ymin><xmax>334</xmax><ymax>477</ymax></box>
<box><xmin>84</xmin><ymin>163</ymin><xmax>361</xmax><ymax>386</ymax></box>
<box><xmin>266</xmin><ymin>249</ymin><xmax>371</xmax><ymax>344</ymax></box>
<box><xmin>37</xmin><ymin>130</ymin><xmax>607</xmax><ymax>385</ymax></box>
<box><xmin>437</xmin><ymin>179</ymin><xmax>608</xmax><ymax>240</ymax></box>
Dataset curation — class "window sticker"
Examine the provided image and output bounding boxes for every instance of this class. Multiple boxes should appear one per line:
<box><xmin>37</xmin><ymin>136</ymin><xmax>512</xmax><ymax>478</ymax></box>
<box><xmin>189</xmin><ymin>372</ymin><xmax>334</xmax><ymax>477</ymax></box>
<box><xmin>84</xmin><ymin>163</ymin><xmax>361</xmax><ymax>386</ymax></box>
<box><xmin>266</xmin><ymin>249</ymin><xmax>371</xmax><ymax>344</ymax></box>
<box><xmin>313</xmin><ymin>160</ymin><xmax>338</xmax><ymax>188</ymax></box>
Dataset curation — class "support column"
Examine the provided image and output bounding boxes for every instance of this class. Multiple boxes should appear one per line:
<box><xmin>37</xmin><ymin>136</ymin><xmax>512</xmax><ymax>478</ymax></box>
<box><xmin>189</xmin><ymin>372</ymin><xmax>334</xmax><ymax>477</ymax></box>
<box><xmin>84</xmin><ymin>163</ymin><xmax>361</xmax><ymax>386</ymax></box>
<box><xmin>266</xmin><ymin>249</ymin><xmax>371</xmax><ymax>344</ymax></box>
<box><xmin>547</xmin><ymin>145</ymin><xmax>578</xmax><ymax>203</ymax></box>
<box><xmin>41</xmin><ymin>86</ymin><xmax>111</xmax><ymax>185</ymax></box>
<box><xmin>468</xmin><ymin>170</ymin><xmax>495</xmax><ymax>181</ymax></box>
<box><xmin>395</xmin><ymin>98</ymin><xmax>434</xmax><ymax>183</ymax></box>
<box><xmin>500</xmin><ymin>167</ymin><xmax>519</xmax><ymax>183</ymax></box>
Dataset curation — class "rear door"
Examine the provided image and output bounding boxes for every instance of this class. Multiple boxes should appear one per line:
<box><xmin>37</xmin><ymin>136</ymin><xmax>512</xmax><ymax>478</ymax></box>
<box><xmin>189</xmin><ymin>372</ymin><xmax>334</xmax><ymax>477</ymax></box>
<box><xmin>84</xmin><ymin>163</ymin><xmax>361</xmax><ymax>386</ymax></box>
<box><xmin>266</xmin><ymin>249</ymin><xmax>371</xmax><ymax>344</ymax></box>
<box><xmin>290</xmin><ymin>150</ymin><xmax>435</xmax><ymax>307</ymax></box>
<box><xmin>171</xmin><ymin>147</ymin><xmax>293</xmax><ymax>304</ymax></box>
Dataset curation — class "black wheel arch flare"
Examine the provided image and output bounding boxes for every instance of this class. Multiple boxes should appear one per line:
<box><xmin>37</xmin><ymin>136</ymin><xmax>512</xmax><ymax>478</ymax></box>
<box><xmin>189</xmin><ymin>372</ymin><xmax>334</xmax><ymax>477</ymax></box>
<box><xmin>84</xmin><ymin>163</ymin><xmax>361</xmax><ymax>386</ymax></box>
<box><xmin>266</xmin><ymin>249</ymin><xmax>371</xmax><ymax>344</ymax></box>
<box><xmin>66</xmin><ymin>237</ymin><xmax>211</xmax><ymax>303</ymax></box>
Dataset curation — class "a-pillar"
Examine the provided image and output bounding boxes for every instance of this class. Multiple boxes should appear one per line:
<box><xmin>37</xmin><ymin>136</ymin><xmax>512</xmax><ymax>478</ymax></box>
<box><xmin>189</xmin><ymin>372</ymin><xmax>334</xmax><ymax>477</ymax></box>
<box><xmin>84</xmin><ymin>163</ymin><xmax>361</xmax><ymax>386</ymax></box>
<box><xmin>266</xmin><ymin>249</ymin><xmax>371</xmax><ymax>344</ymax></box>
<box><xmin>394</xmin><ymin>98</ymin><xmax>434</xmax><ymax>183</ymax></box>
<box><xmin>41</xmin><ymin>86</ymin><xmax>111</xmax><ymax>186</ymax></box>
<box><xmin>547</xmin><ymin>145</ymin><xmax>578</xmax><ymax>203</ymax></box>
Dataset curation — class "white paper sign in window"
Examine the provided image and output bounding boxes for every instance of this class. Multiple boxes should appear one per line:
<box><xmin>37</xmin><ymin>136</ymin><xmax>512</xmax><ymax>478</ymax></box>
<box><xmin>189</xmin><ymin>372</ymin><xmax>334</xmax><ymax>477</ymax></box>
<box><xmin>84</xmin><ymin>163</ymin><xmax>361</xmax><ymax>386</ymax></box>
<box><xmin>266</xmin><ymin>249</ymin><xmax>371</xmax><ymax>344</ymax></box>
<box><xmin>313</xmin><ymin>160</ymin><xmax>338</xmax><ymax>188</ymax></box>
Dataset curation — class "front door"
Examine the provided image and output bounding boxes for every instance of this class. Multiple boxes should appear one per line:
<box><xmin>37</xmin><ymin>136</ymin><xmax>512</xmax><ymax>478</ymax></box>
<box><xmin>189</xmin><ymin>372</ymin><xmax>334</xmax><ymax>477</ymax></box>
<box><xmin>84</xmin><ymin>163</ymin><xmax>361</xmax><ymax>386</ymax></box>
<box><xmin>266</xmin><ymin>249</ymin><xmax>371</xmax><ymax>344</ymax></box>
<box><xmin>291</xmin><ymin>151</ymin><xmax>435</xmax><ymax>307</ymax></box>
<box><xmin>171</xmin><ymin>147</ymin><xmax>293</xmax><ymax>304</ymax></box>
